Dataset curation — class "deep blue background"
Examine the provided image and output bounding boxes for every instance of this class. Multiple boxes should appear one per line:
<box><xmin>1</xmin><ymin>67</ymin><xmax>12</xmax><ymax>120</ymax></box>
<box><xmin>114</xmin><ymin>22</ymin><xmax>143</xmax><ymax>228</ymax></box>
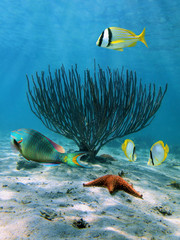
<box><xmin>0</xmin><ymin>0</ymin><xmax>179</xmax><ymax>147</ymax></box>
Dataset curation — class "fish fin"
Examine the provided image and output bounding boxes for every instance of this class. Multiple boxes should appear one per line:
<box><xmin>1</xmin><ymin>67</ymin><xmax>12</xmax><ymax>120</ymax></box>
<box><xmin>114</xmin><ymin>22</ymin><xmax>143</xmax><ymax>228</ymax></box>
<box><xmin>43</xmin><ymin>163</ymin><xmax>62</xmax><ymax>166</ymax></box>
<box><xmin>110</xmin><ymin>27</ymin><xmax>136</xmax><ymax>36</ymax></box>
<box><xmin>161</xmin><ymin>144</ymin><xmax>169</xmax><ymax>163</ymax></box>
<box><xmin>110</xmin><ymin>27</ymin><xmax>122</xmax><ymax>30</ymax></box>
<box><xmin>147</xmin><ymin>158</ymin><xmax>152</xmax><ymax>166</ymax></box>
<box><xmin>133</xmin><ymin>153</ymin><xmax>137</xmax><ymax>161</ymax></box>
<box><xmin>115</xmin><ymin>48</ymin><xmax>124</xmax><ymax>51</ymax></box>
<box><xmin>121</xmin><ymin>28</ymin><xmax>136</xmax><ymax>36</ymax></box>
<box><xmin>63</xmin><ymin>152</ymin><xmax>91</xmax><ymax>168</ymax></box>
<box><xmin>165</xmin><ymin>144</ymin><xmax>169</xmax><ymax>154</ymax></box>
<box><xmin>121</xmin><ymin>140</ymin><xmax>129</xmax><ymax>159</ymax></box>
<box><xmin>121</xmin><ymin>140</ymin><xmax>127</xmax><ymax>152</ymax></box>
<box><xmin>128</xmin><ymin>42</ymin><xmax>137</xmax><ymax>47</ymax></box>
<box><xmin>45</xmin><ymin>136</ymin><xmax>65</xmax><ymax>153</ymax></box>
<box><xmin>138</xmin><ymin>28</ymin><xmax>148</xmax><ymax>48</ymax></box>
<box><xmin>129</xmin><ymin>153</ymin><xmax>133</xmax><ymax>162</ymax></box>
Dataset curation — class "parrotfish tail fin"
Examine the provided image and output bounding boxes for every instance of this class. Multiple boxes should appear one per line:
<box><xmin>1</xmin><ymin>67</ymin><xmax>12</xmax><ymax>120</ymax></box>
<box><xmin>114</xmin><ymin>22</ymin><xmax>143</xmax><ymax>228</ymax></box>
<box><xmin>139</xmin><ymin>28</ymin><xmax>148</xmax><ymax>48</ymax></box>
<box><xmin>63</xmin><ymin>152</ymin><xmax>90</xmax><ymax>168</ymax></box>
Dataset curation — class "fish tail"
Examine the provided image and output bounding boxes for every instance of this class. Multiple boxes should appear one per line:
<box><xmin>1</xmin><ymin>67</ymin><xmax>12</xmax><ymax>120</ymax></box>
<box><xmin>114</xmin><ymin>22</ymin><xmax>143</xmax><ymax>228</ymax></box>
<box><xmin>165</xmin><ymin>144</ymin><xmax>169</xmax><ymax>154</ymax></box>
<box><xmin>62</xmin><ymin>152</ymin><xmax>90</xmax><ymax>167</ymax></box>
<box><xmin>139</xmin><ymin>28</ymin><xmax>148</xmax><ymax>48</ymax></box>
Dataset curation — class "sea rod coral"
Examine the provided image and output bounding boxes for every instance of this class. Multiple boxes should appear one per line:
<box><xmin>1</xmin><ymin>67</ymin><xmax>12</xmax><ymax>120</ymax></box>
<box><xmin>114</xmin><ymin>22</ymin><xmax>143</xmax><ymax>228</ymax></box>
<box><xmin>26</xmin><ymin>63</ymin><xmax>167</xmax><ymax>159</ymax></box>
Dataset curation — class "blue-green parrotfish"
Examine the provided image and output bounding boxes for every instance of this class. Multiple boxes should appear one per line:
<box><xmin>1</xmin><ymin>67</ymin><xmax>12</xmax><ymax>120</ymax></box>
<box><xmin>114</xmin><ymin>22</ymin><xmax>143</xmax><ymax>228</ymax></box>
<box><xmin>96</xmin><ymin>27</ymin><xmax>148</xmax><ymax>51</ymax></box>
<box><xmin>11</xmin><ymin>129</ymin><xmax>88</xmax><ymax>167</ymax></box>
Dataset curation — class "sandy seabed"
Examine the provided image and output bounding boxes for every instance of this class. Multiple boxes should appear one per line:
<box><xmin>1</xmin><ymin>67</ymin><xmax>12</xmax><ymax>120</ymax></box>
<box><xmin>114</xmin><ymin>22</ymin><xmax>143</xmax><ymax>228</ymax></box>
<box><xmin>0</xmin><ymin>132</ymin><xmax>180</xmax><ymax>240</ymax></box>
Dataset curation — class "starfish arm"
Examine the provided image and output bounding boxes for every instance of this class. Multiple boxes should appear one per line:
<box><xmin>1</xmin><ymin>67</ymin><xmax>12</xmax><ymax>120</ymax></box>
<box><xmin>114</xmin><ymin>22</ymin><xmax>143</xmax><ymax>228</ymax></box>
<box><xmin>118</xmin><ymin>178</ymin><xmax>143</xmax><ymax>199</ymax></box>
<box><xmin>83</xmin><ymin>175</ymin><xmax>110</xmax><ymax>187</ymax></box>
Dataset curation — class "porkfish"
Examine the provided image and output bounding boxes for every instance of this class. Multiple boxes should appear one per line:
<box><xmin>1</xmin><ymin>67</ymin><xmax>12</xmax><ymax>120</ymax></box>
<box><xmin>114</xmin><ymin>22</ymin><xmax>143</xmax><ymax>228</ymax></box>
<box><xmin>96</xmin><ymin>27</ymin><xmax>148</xmax><ymax>51</ymax></box>
<box><xmin>11</xmin><ymin>129</ymin><xmax>89</xmax><ymax>167</ymax></box>
<box><xmin>122</xmin><ymin>139</ymin><xmax>137</xmax><ymax>162</ymax></box>
<box><xmin>148</xmin><ymin>140</ymin><xmax>169</xmax><ymax>166</ymax></box>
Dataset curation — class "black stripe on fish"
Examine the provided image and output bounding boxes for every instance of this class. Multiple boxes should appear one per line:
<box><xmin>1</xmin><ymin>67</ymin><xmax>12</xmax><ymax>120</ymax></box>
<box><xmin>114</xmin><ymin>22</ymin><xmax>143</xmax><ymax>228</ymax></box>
<box><xmin>150</xmin><ymin>150</ymin><xmax>154</xmax><ymax>165</ymax></box>
<box><xmin>132</xmin><ymin>146</ymin><xmax>136</xmax><ymax>161</ymax></box>
<box><xmin>107</xmin><ymin>28</ymin><xmax>112</xmax><ymax>47</ymax></box>
<box><xmin>97</xmin><ymin>31</ymin><xmax>104</xmax><ymax>47</ymax></box>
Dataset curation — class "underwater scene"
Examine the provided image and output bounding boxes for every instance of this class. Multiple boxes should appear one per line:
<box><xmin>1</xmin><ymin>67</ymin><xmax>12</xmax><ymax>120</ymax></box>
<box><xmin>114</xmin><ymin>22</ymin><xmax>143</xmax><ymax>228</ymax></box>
<box><xmin>0</xmin><ymin>0</ymin><xmax>180</xmax><ymax>239</ymax></box>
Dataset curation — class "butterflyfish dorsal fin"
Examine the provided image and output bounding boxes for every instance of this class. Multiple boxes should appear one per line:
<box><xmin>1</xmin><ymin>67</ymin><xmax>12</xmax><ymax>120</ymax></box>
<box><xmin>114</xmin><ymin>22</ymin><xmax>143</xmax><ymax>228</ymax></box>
<box><xmin>128</xmin><ymin>42</ymin><xmax>137</xmax><ymax>47</ymax></box>
<box><xmin>115</xmin><ymin>48</ymin><xmax>124</xmax><ymax>51</ymax></box>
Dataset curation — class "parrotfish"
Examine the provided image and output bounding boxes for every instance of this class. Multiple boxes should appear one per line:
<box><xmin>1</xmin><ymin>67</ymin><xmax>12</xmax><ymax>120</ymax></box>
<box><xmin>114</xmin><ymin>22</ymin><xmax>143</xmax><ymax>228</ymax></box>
<box><xmin>11</xmin><ymin>129</ymin><xmax>89</xmax><ymax>167</ymax></box>
<box><xmin>148</xmin><ymin>140</ymin><xmax>169</xmax><ymax>166</ymax></box>
<box><xmin>121</xmin><ymin>139</ymin><xmax>137</xmax><ymax>161</ymax></box>
<box><xmin>96</xmin><ymin>27</ymin><xmax>148</xmax><ymax>51</ymax></box>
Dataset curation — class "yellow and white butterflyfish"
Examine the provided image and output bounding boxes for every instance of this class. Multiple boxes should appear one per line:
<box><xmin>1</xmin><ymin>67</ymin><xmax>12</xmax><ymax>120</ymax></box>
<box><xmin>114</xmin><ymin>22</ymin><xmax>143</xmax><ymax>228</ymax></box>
<box><xmin>96</xmin><ymin>27</ymin><xmax>148</xmax><ymax>51</ymax></box>
<box><xmin>122</xmin><ymin>139</ymin><xmax>137</xmax><ymax>161</ymax></box>
<box><xmin>148</xmin><ymin>141</ymin><xmax>169</xmax><ymax>166</ymax></box>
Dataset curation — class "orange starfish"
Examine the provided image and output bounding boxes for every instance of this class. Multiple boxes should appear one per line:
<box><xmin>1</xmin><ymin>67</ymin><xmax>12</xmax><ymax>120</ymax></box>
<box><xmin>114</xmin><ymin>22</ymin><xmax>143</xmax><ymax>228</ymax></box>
<box><xmin>83</xmin><ymin>174</ymin><xmax>143</xmax><ymax>199</ymax></box>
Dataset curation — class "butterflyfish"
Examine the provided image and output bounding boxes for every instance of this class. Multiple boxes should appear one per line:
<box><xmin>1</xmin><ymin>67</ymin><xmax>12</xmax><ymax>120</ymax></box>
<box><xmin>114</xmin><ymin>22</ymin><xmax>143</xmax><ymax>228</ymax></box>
<box><xmin>148</xmin><ymin>141</ymin><xmax>169</xmax><ymax>166</ymax></box>
<box><xmin>96</xmin><ymin>27</ymin><xmax>148</xmax><ymax>51</ymax></box>
<box><xmin>122</xmin><ymin>139</ymin><xmax>137</xmax><ymax>161</ymax></box>
<box><xmin>11</xmin><ymin>128</ymin><xmax>89</xmax><ymax>167</ymax></box>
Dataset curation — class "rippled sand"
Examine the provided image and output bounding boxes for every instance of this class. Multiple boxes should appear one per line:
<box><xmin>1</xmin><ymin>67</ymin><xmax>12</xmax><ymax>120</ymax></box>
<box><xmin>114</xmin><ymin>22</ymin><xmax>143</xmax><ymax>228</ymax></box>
<box><xmin>0</xmin><ymin>132</ymin><xmax>180</xmax><ymax>240</ymax></box>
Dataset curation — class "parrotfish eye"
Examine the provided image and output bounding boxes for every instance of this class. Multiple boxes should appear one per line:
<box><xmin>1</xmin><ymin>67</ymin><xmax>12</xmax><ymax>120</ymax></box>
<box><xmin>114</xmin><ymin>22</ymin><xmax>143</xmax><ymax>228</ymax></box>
<box><xmin>17</xmin><ymin>138</ymin><xmax>23</xmax><ymax>144</ymax></box>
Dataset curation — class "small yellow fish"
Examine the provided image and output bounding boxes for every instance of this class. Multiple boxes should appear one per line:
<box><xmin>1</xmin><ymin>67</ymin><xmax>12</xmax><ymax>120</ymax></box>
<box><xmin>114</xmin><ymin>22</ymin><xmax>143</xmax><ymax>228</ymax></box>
<box><xmin>96</xmin><ymin>27</ymin><xmax>148</xmax><ymax>51</ymax></box>
<box><xmin>148</xmin><ymin>141</ymin><xmax>169</xmax><ymax>166</ymax></box>
<box><xmin>122</xmin><ymin>139</ymin><xmax>137</xmax><ymax>161</ymax></box>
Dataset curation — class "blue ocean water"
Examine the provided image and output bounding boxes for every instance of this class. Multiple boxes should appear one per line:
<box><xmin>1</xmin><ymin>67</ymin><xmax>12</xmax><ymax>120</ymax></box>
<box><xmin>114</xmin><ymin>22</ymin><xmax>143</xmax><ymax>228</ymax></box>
<box><xmin>0</xmin><ymin>0</ymin><xmax>179</xmax><ymax>149</ymax></box>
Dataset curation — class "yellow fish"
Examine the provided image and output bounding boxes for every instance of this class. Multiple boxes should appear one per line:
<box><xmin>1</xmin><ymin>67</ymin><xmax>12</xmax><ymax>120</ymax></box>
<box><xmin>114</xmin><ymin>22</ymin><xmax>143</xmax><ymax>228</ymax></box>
<box><xmin>122</xmin><ymin>139</ymin><xmax>137</xmax><ymax>161</ymax></box>
<box><xmin>148</xmin><ymin>141</ymin><xmax>169</xmax><ymax>166</ymax></box>
<box><xmin>96</xmin><ymin>27</ymin><xmax>148</xmax><ymax>51</ymax></box>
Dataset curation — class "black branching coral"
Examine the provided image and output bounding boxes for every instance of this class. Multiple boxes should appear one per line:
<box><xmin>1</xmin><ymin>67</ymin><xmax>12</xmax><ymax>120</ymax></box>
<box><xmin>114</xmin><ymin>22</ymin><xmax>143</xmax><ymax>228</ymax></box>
<box><xmin>26</xmin><ymin>63</ymin><xmax>167</xmax><ymax>159</ymax></box>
